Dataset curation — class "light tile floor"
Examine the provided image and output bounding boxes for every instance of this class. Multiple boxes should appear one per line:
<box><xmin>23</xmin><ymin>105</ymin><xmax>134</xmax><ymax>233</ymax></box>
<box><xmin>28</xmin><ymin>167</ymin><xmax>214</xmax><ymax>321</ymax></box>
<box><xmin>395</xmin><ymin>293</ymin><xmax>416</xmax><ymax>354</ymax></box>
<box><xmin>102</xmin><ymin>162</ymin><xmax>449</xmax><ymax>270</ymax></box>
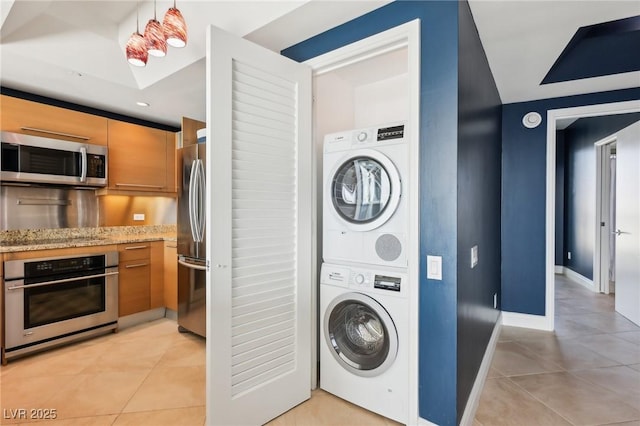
<box><xmin>1</xmin><ymin>274</ymin><xmax>638</xmax><ymax>425</ymax></box>
<box><xmin>475</xmin><ymin>275</ymin><xmax>640</xmax><ymax>426</ymax></box>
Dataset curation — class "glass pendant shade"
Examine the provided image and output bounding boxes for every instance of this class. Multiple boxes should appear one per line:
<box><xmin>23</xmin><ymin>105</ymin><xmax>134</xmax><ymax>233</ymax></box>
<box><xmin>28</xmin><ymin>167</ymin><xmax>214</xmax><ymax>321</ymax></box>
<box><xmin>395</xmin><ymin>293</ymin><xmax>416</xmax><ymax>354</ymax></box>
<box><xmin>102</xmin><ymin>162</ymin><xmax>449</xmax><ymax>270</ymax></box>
<box><xmin>144</xmin><ymin>19</ymin><xmax>167</xmax><ymax>57</ymax></box>
<box><xmin>163</xmin><ymin>7</ymin><xmax>187</xmax><ymax>48</ymax></box>
<box><xmin>126</xmin><ymin>32</ymin><xmax>148</xmax><ymax>67</ymax></box>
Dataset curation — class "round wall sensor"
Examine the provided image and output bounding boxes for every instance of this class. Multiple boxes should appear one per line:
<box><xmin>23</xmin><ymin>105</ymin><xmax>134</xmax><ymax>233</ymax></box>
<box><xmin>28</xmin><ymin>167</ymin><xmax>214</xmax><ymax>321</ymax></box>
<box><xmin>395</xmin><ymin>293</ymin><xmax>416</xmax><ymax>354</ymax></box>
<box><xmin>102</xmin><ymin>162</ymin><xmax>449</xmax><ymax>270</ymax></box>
<box><xmin>522</xmin><ymin>112</ymin><xmax>542</xmax><ymax>128</ymax></box>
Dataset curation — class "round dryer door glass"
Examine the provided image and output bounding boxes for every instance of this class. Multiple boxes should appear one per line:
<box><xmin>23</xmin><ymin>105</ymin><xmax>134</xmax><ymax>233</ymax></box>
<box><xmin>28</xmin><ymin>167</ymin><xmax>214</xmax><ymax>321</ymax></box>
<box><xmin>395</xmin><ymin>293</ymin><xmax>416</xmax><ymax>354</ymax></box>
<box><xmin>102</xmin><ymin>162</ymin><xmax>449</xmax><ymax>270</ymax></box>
<box><xmin>332</xmin><ymin>157</ymin><xmax>392</xmax><ymax>224</ymax></box>
<box><xmin>325</xmin><ymin>293</ymin><xmax>398</xmax><ymax>377</ymax></box>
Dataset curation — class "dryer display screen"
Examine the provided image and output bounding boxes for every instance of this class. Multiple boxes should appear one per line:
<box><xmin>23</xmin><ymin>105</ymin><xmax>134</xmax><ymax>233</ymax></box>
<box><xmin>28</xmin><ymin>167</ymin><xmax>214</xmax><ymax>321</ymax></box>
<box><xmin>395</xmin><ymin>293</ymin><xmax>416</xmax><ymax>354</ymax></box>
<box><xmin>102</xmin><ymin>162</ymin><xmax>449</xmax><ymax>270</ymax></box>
<box><xmin>377</xmin><ymin>125</ymin><xmax>404</xmax><ymax>141</ymax></box>
<box><xmin>374</xmin><ymin>275</ymin><xmax>401</xmax><ymax>292</ymax></box>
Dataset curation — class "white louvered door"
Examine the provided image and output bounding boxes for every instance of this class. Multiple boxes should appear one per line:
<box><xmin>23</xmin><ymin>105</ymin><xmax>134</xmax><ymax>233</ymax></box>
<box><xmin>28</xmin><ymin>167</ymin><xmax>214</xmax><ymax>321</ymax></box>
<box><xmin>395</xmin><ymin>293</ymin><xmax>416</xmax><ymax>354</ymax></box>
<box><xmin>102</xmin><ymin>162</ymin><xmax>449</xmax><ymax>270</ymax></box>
<box><xmin>206</xmin><ymin>26</ymin><xmax>312</xmax><ymax>425</ymax></box>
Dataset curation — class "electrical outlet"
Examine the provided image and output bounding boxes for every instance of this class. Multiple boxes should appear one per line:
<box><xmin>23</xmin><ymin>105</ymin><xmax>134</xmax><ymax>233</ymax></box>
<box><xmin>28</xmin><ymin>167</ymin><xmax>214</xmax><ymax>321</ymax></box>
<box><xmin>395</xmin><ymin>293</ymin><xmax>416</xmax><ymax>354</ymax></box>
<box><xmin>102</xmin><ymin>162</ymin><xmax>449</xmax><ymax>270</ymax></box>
<box><xmin>567</xmin><ymin>251</ymin><xmax>572</xmax><ymax>260</ymax></box>
<box><xmin>493</xmin><ymin>293</ymin><xmax>497</xmax><ymax>309</ymax></box>
<box><xmin>133</xmin><ymin>213</ymin><xmax>145</xmax><ymax>221</ymax></box>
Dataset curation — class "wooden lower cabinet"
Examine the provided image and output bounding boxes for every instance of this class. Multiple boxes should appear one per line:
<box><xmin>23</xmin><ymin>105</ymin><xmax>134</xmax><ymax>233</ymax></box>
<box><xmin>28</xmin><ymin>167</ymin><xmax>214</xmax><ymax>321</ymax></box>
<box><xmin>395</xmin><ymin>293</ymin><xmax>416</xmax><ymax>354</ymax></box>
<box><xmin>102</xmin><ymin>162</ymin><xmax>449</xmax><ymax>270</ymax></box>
<box><xmin>163</xmin><ymin>242</ymin><xmax>178</xmax><ymax>311</ymax></box>
<box><xmin>118</xmin><ymin>260</ymin><xmax>150</xmax><ymax>316</ymax></box>
<box><xmin>118</xmin><ymin>243</ymin><xmax>151</xmax><ymax>316</ymax></box>
<box><xmin>117</xmin><ymin>241</ymin><xmax>166</xmax><ymax>317</ymax></box>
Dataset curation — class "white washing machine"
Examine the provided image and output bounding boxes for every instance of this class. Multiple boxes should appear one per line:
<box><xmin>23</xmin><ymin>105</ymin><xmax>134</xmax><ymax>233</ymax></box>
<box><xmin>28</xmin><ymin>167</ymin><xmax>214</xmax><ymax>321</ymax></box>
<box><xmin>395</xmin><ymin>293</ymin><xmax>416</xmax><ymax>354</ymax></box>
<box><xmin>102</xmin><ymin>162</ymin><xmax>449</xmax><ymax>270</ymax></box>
<box><xmin>323</xmin><ymin>123</ymin><xmax>408</xmax><ymax>268</ymax></box>
<box><xmin>320</xmin><ymin>262</ymin><xmax>409</xmax><ymax>424</ymax></box>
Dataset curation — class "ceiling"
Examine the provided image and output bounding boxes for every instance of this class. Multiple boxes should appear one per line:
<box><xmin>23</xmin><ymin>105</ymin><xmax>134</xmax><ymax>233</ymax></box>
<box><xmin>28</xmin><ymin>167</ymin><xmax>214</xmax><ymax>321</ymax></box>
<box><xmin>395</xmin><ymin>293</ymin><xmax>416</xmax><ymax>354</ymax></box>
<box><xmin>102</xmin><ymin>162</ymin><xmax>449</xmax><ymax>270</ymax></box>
<box><xmin>1</xmin><ymin>1</ymin><xmax>638</xmax><ymax>128</ymax></box>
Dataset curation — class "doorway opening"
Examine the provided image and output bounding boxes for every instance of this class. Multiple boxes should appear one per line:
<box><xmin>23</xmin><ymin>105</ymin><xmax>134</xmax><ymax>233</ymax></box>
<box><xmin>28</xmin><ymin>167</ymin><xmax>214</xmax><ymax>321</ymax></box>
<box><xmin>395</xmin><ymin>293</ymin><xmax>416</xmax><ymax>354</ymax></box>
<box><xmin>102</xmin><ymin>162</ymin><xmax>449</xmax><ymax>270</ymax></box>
<box><xmin>545</xmin><ymin>100</ymin><xmax>640</xmax><ymax>331</ymax></box>
<box><xmin>595</xmin><ymin>138</ymin><xmax>617</xmax><ymax>296</ymax></box>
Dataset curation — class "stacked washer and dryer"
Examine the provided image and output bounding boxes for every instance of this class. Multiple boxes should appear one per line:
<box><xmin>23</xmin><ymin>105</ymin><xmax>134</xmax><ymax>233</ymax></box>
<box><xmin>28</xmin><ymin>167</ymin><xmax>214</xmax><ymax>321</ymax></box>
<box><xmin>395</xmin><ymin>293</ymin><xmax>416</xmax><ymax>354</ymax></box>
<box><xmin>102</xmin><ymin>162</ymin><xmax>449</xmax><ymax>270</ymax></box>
<box><xmin>320</xmin><ymin>123</ymin><xmax>410</xmax><ymax>424</ymax></box>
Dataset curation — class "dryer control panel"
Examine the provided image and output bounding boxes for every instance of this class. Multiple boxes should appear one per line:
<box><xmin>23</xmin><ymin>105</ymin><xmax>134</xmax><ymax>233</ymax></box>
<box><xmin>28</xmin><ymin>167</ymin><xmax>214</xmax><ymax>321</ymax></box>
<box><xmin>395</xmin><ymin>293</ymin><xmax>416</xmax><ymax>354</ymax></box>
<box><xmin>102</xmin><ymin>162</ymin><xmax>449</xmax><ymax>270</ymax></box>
<box><xmin>323</xmin><ymin>122</ymin><xmax>406</xmax><ymax>153</ymax></box>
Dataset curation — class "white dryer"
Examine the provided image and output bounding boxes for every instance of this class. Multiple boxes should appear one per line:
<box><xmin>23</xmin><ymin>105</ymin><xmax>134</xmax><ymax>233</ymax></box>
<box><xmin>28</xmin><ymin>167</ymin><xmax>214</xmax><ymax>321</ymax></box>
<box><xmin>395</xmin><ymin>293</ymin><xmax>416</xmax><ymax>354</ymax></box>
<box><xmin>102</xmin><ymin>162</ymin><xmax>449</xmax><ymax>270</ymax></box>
<box><xmin>320</xmin><ymin>262</ymin><xmax>409</xmax><ymax>424</ymax></box>
<box><xmin>323</xmin><ymin>123</ymin><xmax>407</xmax><ymax>268</ymax></box>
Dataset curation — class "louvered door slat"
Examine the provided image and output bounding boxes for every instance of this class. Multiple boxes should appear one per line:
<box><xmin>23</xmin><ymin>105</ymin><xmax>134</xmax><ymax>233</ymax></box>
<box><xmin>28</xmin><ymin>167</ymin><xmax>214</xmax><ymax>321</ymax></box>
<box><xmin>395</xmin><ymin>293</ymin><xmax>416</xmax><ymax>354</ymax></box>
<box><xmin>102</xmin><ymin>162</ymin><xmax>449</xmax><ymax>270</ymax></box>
<box><xmin>229</xmin><ymin>58</ymin><xmax>298</xmax><ymax>398</ymax></box>
<box><xmin>208</xmin><ymin>26</ymin><xmax>311</xmax><ymax>424</ymax></box>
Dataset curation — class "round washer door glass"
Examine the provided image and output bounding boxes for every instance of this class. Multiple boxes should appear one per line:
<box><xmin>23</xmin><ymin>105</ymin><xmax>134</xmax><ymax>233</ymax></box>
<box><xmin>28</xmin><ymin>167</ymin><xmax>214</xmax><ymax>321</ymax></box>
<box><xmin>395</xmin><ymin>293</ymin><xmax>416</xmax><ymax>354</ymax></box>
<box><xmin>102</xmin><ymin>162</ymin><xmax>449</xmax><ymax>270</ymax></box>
<box><xmin>324</xmin><ymin>292</ymin><xmax>398</xmax><ymax>377</ymax></box>
<box><xmin>330</xmin><ymin>151</ymin><xmax>401</xmax><ymax>231</ymax></box>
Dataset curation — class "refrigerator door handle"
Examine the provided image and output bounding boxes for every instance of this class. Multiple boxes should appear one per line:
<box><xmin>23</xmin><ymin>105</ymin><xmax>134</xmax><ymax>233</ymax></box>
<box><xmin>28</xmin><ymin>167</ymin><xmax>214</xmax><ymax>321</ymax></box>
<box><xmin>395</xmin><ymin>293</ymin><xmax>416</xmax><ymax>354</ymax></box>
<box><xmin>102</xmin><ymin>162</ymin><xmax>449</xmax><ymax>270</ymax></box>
<box><xmin>188</xmin><ymin>160</ymin><xmax>199</xmax><ymax>242</ymax></box>
<box><xmin>178</xmin><ymin>258</ymin><xmax>208</xmax><ymax>271</ymax></box>
<box><xmin>195</xmin><ymin>159</ymin><xmax>206</xmax><ymax>243</ymax></box>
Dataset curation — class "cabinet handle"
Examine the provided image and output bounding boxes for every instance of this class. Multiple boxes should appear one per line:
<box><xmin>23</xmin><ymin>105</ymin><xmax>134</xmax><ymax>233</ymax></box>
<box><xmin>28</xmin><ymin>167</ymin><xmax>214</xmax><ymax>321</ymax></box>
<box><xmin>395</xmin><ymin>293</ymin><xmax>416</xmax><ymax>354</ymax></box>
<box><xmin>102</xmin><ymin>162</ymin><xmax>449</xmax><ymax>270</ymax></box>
<box><xmin>21</xmin><ymin>127</ymin><xmax>90</xmax><ymax>141</ymax></box>
<box><xmin>115</xmin><ymin>183</ymin><xmax>165</xmax><ymax>189</ymax></box>
<box><xmin>125</xmin><ymin>263</ymin><xmax>149</xmax><ymax>269</ymax></box>
<box><xmin>166</xmin><ymin>244</ymin><xmax>177</xmax><ymax>248</ymax></box>
<box><xmin>125</xmin><ymin>245</ymin><xmax>149</xmax><ymax>250</ymax></box>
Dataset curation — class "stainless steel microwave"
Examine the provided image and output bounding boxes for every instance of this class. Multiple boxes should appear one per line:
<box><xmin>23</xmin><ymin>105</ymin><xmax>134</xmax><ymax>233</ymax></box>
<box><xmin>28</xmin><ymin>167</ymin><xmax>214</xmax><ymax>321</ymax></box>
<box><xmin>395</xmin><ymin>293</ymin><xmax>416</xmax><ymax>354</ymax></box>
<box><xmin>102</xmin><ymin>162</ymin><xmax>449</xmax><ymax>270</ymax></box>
<box><xmin>0</xmin><ymin>131</ymin><xmax>107</xmax><ymax>187</ymax></box>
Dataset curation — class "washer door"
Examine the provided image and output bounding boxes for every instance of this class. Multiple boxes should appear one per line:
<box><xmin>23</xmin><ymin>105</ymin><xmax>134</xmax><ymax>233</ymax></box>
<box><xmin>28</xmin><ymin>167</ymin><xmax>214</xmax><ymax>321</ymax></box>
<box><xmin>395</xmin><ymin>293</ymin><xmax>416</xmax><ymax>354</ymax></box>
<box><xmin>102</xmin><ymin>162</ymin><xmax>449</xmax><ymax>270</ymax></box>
<box><xmin>329</xmin><ymin>149</ymin><xmax>401</xmax><ymax>231</ymax></box>
<box><xmin>324</xmin><ymin>292</ymin><xmax>398</xmax><ymax>377</ymax></box>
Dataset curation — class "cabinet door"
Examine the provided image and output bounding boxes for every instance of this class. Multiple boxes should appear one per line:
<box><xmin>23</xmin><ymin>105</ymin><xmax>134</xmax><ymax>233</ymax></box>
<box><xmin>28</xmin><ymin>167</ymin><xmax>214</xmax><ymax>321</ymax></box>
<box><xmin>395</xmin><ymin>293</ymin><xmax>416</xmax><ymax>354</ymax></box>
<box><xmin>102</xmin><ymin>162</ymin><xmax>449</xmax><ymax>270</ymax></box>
<box><xmin>150</xmin><ymin>241</ymin><xmax>164</xmax><ymax>309</ymax></box>
<box><xmin>181</xmin><ymin>116</ymin><xmax>206</xmax><ymax>147</ymax></box>
<box><xmin>0</xmin><ymin>95</ymin><xmax>108</xmax><ymax>145</ymax></box>
<box><xmin>108</xmin><ymin>120</ymin><xmax>168</xmax><ymax>192</ymax></box>
<box><xmin>163</xmin><ymin>242</ymin><xmax>178</xmax><ymax>311</ymax></box>
<box><xmin>118</xmin><ymin>260</ymin><xmax>150</xmax><ymax>316</ymax></box>
<box><xmin>166</xmin><ymin>132</ymin><xmax>177</xmax><ymax>193</ymax></box>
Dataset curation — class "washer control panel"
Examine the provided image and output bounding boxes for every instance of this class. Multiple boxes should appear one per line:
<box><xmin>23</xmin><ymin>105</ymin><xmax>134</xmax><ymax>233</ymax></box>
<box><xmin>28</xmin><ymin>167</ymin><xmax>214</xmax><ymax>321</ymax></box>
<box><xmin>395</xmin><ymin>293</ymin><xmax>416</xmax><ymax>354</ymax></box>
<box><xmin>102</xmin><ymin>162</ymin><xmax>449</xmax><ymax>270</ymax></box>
<box><xmin>323</xmin><ymin>122</ymin><xmax>406</xmax><ymax>153</ymax></box>
<box><xmin>321</xmin><ymin>263</ymin><xmax>404</xmax><ymax>294</ymax></box>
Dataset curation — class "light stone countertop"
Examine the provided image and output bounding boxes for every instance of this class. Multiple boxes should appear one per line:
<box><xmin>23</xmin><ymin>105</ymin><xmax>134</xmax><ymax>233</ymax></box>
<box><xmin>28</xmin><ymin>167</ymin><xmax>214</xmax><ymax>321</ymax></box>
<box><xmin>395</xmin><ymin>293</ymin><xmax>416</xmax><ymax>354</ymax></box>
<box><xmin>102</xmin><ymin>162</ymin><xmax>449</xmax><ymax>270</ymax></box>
<box><xmin>0</xmin><ymin>225</ymin><xmax>177</xmax><ymax>254</ymax></box>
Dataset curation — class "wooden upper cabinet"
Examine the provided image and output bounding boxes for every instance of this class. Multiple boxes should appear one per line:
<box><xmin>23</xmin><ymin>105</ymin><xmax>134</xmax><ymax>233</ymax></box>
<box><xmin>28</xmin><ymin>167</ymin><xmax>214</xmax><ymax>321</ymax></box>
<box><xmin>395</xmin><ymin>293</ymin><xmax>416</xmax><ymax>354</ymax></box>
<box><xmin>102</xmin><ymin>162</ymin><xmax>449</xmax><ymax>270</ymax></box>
<box><xmin>0</xmin><ymin>95</ymin><xmax>108</xmax><ymax>146</ymax></box>
<box><xmin>108</xmin><ymin>120</ymin><xmax>171</xmax><ymax>192</ymax></box>
<box><xmin>166</xmin><ymin>131</ymin><xmax>177</xmax><ymax>193</ymax></box>
<box><xmin>181</xmin><ymin>116</ymin><xmax>206</xmax><ymax>147</ymax></box>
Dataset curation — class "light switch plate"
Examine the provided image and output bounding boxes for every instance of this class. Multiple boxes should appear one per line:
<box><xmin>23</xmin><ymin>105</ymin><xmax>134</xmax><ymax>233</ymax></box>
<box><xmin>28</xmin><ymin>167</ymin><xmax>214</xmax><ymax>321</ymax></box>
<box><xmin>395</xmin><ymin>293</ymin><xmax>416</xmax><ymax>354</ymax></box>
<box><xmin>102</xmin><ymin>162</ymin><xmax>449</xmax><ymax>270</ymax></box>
<box><xmin>427</xmin><ymin>255</ymin><xmax>442</xmax><ymax>280</ymax></box>
<box><xmin>133</xmin><ymin>213</ymin><xmax>145</xmax><ymax>221</ymax></box>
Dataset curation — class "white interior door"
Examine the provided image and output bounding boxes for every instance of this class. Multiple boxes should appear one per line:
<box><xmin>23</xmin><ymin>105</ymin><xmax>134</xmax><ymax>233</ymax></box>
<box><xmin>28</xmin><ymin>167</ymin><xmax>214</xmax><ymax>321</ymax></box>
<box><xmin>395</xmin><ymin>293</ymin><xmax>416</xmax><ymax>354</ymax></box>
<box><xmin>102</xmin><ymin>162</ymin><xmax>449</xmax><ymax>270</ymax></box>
<box><xmin>615</xmin><ymin>120</ymin><xmax>640</xmax><ymax>326</ymax></box>
<box><xmin>205</xmin><ymin>25</ymin><xmax>313</xmax><ymax>425</ymax></box>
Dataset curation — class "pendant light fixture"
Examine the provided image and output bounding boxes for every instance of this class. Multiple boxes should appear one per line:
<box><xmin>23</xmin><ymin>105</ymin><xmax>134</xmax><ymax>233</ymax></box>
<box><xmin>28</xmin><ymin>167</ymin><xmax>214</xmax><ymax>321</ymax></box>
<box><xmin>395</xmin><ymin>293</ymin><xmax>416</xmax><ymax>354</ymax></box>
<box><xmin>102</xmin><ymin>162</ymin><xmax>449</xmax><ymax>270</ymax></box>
<box><xmin>126</xmin><ymin>2</ymin><xmax>148</xmax><ymax>67</ymax></box>
<box><xmin>144</xmin><ymin>0</ymin><xmax>167</xmax><ymax>57</ymax></box>
<box><xmin>163</xmin><ymin>0</ymin><xmax>187</xmax><ymax>48</ymax></box>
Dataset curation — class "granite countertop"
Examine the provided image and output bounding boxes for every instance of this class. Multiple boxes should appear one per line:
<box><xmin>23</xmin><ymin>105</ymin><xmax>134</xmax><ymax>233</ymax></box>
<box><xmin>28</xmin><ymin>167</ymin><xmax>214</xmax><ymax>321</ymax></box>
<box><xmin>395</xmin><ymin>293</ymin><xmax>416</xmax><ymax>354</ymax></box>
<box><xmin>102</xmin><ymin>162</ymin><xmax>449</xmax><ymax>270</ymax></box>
<box><xmin>0</xmin><ymin>225</ymin><xmax>177</xmax><ymax>254</ymax></box>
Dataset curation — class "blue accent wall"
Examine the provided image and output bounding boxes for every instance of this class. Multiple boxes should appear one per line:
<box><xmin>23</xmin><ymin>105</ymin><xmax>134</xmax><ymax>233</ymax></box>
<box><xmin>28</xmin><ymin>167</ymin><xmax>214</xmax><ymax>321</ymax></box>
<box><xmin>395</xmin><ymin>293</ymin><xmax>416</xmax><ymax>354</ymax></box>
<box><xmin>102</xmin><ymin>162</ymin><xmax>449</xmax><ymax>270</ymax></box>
<box><xmin>283</xmin><ymin>1</ymin><xmax>501</xmax><ymax>424</ymax></box>
<box><xmin>502</xmin><ymin>88</ymin><xmax>640</xmax><ymax>315</ymax></box>
<box><xmin>562</xmin><ymin>113</ymin><xmax>640</xmax><ymax>279</ymax></box>
<box><xmin>456</xmin><ymin>1</ymin><xmax>502</xmax><ymax>422</ymax></box>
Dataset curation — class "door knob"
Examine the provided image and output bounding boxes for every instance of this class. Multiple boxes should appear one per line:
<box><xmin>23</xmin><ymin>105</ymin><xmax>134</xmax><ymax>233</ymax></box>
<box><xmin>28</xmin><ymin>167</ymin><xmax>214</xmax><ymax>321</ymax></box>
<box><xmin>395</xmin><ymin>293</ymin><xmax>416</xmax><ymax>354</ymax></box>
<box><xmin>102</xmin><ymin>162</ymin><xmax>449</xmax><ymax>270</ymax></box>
<box><xmin>613</xmin><ymin>229</ymin><xmax>630</xmax><ymax>236</ymax></box>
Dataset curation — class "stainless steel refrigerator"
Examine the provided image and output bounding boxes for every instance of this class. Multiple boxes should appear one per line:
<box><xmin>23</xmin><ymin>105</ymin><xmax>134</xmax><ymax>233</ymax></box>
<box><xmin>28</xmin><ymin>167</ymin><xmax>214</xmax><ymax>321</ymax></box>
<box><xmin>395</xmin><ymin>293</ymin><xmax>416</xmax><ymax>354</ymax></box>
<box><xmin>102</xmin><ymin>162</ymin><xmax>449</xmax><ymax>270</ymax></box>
<box><xmin>177</xmin><ymin>143</ymin><xmax>207</xmax><ymax>337</ymax></box>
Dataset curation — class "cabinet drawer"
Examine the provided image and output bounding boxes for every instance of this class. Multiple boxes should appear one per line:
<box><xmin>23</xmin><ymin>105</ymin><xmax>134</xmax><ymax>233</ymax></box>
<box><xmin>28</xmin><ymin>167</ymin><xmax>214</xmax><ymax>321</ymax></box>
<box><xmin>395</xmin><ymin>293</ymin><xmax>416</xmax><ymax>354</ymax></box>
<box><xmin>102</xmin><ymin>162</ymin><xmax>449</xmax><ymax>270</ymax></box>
<box><xmin>118</xmin><ymin>244</ymin><xmax>151</xmax><ymax>261</ymax></box>
<box><xmin>118</xmin><ymin>260</ymin><xmax>151</xmax><ymax>316</ymax></box>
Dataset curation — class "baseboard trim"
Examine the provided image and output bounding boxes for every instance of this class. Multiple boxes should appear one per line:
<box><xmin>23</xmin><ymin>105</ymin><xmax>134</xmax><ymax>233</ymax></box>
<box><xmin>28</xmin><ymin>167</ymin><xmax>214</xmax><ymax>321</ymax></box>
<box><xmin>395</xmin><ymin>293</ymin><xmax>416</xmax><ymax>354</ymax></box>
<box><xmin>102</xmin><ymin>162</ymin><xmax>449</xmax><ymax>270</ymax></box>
<box><xmin>164</xmin><ymin>308</ymin><xmax>177</xmax><ymax>321</ymax></box>
<box><xmin>459</xmin><ymin>313</ymin><xmax>502</xmax><ymax>426</ymax></box>
<box><xmin>118</xmin><ymin>307</ymin><xmax>167</xmax><ymax>330</ymax></box>
<box><xmin>501</xmin><ymin>311</ymin><xmax>553</xmax><ymax>331</ymax></box>
<box><xmin>562</xmin><ymin>267</ymin><xmax>596</xmax><ymax>292</ymax></box>
<box><xmin>555</xmin><ymin>265</ymin><xmax>564</xmax><ymax>274</ymax></box>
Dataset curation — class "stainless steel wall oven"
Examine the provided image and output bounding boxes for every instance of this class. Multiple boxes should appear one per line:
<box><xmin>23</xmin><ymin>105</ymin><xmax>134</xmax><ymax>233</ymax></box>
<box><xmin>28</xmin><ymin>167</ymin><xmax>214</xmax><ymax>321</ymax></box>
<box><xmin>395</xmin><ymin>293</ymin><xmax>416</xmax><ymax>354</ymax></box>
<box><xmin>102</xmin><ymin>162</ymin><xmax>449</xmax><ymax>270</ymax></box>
<box><xmin>2</xmin><ymin>251</ymin><xmax>118</xmax><ymax>362</ymax></box>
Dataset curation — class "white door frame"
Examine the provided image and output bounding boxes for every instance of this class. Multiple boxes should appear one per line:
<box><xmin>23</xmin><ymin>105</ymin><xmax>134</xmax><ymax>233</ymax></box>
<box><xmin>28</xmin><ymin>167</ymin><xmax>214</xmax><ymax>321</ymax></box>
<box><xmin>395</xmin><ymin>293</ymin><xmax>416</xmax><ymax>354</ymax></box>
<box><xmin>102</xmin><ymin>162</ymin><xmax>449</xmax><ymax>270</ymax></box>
<box><xmin>545</xmin><ymin>99</ymin><xmax>640</xmax><ymax>330</ymax></box>
<box><xmin>303</xmin><ymin>19</ymin><xmax>421</xmax><ymax>424</ymax></box>
<box><xmin>594</xmin><ymin>135</ymin><xmax>617</xmax><ymax>294</ymax></box>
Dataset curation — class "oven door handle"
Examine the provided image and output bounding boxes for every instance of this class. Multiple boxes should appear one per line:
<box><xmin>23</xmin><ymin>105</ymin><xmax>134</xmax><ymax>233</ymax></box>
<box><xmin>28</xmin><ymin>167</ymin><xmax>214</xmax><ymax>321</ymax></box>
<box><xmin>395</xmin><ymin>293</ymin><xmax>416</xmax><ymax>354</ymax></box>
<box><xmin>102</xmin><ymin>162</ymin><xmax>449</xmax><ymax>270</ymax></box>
<box><xmin>6</xmin><ymin>271</ymin><xmax>119</xmax><ymax>291</ymax></box>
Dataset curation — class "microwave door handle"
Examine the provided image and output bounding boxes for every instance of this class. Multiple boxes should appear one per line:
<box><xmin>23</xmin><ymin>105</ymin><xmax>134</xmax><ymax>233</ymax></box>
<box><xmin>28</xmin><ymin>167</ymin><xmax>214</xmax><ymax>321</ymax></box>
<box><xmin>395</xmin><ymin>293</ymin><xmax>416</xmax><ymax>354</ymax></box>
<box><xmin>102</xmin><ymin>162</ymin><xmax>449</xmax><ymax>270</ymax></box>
<box><xmin>188</xmin><ymin>160</ymin><xmax>199</xmax><ymax>242</ymax></box>
<box><xmin>80</xmin><ymin>146</ymin><xmax>87</xmax><ymax>183</ymax></box>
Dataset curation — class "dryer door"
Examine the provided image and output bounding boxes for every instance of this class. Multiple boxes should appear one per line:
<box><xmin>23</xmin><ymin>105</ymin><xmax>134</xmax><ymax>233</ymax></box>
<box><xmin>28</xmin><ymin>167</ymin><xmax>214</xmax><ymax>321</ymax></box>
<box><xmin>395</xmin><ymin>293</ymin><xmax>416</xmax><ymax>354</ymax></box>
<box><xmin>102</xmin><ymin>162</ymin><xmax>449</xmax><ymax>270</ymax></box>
<box><xmin>330</xmin><ymin>149</ymin><xmax>401</xmax><ymax>231</ymax></box>
<box><xmin>324</xmin><ymin>292</ymin><xmax>398</xmax><ymax>377</ymax></box>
